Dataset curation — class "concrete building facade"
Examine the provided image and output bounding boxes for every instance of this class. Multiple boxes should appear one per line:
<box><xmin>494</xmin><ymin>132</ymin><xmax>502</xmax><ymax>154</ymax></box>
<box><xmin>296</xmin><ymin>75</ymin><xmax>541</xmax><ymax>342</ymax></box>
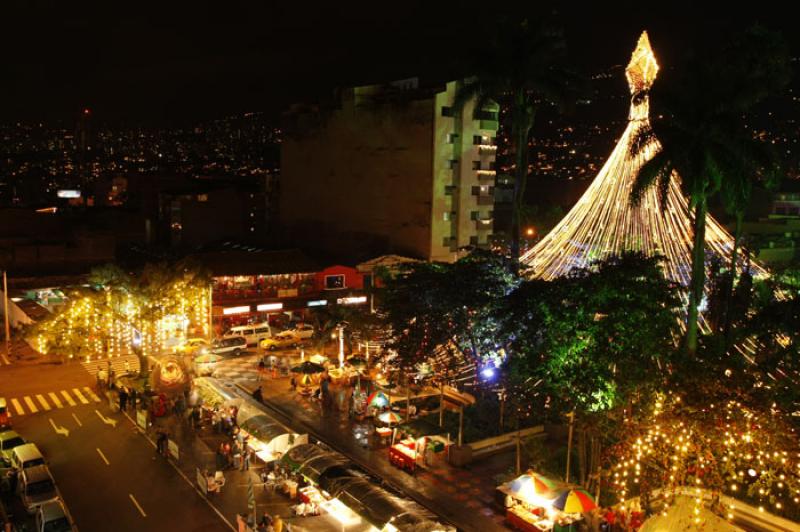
<box><xmin>280</xmin><ymin>79</ymin><xmax>498</xmax><ymax>262</ymax></box>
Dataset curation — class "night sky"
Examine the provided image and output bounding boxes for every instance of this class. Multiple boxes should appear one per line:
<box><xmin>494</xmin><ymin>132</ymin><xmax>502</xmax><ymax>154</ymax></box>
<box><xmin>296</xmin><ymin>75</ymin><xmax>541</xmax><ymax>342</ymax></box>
<box><xmin>1</xmin><ymin>2</ymin><xmax>794</xmax><ymax>125</ymax></box>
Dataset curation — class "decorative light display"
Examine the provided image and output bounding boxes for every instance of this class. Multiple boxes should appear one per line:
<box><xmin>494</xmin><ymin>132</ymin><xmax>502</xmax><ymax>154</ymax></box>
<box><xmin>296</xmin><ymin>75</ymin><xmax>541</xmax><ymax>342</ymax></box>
<box><xmin>610</xmin><ymin>392</ymin><xmax>800</xmax><ymax>525</ymax></box>
<box><xmin>34</xmin><ymin>276</ymin><xmax>211</xmax><ymax>361</ymax></box>
<box><xmin>520</xmin><ymin>32</ymin><xmax>767</xmax><ymax>297</ymax></box>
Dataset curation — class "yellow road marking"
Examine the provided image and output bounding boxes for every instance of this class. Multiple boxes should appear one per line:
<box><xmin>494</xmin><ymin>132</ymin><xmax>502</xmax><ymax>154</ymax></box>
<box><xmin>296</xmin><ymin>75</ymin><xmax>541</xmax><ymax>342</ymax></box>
<box><xmin>36</xmin><ymin>394</ymin><xmax>51</xmax><ymax>411</ymax></box>
<box><xmin>60</xmin><ymin>390</ymin><xmax>77</xmax><ymax>406</ymax></box>
<box><xmin>96</xmin><ymin>448</ymin><xmax>110</xmax><ymax>465</ymax></box>
<box><xmin>48</xmin><ymin>392</ymin><xmax>64</xmax><ymax>408</ymax></box>
<box><xmin>72</xmin><ymin>388</ymin><xmax>89</xmax><ymax>404</ymax></box>
<box><xmin>129</xmin><ymin>494</ymin><xmax>147</xmax><ymax>517</ymax></box>
<box><xmin>11</xmin><ymin>398</ymin><xmax>24</xmax><ymax>415</ymax></box>
<box><xmin>84</xmin><ymin>387</ymin><xmax>101</xmax><ymax>402</ymax></box>
<box><xmin>23</xmin><ymin>396</ymin><xmax>38</xmax><ymax>413</ymax></box>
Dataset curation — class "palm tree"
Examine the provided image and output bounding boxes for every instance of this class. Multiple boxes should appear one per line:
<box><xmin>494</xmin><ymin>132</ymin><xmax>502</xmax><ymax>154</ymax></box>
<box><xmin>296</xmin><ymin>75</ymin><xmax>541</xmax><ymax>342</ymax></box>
<box><xmin>631</xmin><ymin>26</ymin><xmax>789</xmax><ymax>354</ymax></box>
<box><xmin>454</xmin><ymin>17</ymin><xmax>580</xmax><ymax>270</ymax></box>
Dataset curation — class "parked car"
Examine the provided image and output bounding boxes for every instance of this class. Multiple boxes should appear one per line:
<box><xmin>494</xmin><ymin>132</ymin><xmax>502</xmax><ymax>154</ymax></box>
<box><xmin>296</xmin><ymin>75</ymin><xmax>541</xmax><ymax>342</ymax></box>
<box><xmin>259</xmin><ymin>331</ymin><xmax>300</xmax><ymax>351</ymax></box>
<box><xmin>210</xmin><ymin>336</ymin><xmax>247</xmax><ymax>357</ymax></box>
<box><xmin>224</xmin><ymin>323</ymin><xmax>272</xmax><ymax>346</ymax></box>
<box><xmin>288</xmin><ymin>323</ymin><xmax>314</xmax><ymax>340</ymax></box>
<box><xmin>174</xmin><ymin>338</ymin><xmax>209</xmax><ymax>356</ymax></box>
<box><xmin>10</xmin><ymin>443</ymin><xmax>46</xmax><ymax>472</ymax></box>
<box><xmin>36</xmin><ymin>500</ymin><xmax>76</xmax><ymax>532</ymax></box>
<box><xmin>0</xmin><ymin>398</ymin><xmax>10</xmax><ymax>430</ymax></box>
<box><xmin>0</xmin><ymin>430</ymin><xmax>26</xmax><ymax>466</ymax></box>
<box><xmin>18</xmin><ymin>465</ymin><xmax>59</xmax><ymax>514</ymax></box>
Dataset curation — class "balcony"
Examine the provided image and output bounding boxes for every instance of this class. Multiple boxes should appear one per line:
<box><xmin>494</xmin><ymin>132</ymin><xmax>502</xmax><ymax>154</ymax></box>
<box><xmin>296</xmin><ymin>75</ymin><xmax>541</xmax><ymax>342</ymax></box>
<box><xmin>476</xmin><ymin>169</ymin><xmax>496</xmax><ymax>181</ymax></box>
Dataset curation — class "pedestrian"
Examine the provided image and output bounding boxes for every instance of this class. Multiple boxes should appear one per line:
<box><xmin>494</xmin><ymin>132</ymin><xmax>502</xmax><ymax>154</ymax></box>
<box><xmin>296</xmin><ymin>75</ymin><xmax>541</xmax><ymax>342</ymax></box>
<box><xmin>108</xmin><ymin>368</ymin><xmax>116</xmax><ymax>390</ymax></box>
<box><xmin>273</xmin><ymin>514</ymin><xmax>284</xmax><ymax>532</ymax></box>
<box><xmin>129</xmin><ymin>388</ymin><xmax>137</xmax><ymax>411</ymax></box>
<box><xmin>223</xmin><ymin>442</ymin><xmax>232</xmax><ymax>469</ymax></box>
<box><xmin>241</xmin><ymin>442</ymin><xmax>251</xmax><ymax>471</ymax></box>
<box><xmin>252</xmin><ymin>385</ymin><xmax>263</xmax><ymax>403</ymax></box>
<box><xmin>153</xmin><ymin>429</ymin><xmax>163</xmax><ymax>459</ymax></box>
<box><xmin>215</xmin><ymin>444</ymin><xmax>226</xmax><ymax>471</ymax></box>
<box><xmin>237</xmin><ymin>513</ymin><xmax>248</xmax><ymax>532</ymax></box>
<box><xmin>258</xmin><ymin>357</ymin><xmax>266</xmax><ymax>376</ymax></box>
<box><xmin>159</xmin><ymin>431</ymin><xmax>169</xmax><ymax>457</ymax></box>
<box><xmin>232</xmin><ymin>440</ymin><xmax>242</xmax><ymax>469</ymax></box>
<box><xmin>191</xmin><ymin>406</ymin><xmax>201</xmax><ymax>429</ymax></box>
<box><xmin>289</xmin><ymin>376</ymin><xmax>297</xmax><ymax>392</ymax></box>
<box><xmin>119</xmin><ymin>387</ymin><xmax>128</xmax><ymax>412</ymax></box>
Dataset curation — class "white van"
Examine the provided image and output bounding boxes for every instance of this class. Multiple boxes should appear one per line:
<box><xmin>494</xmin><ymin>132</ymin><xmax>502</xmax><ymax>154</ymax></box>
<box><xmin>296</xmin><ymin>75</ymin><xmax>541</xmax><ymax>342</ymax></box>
<box><xmin>11</xmin><ymin>443</ymin><xmax>46</xmax><ymax>471</ymax></box>
<box><xmin>224</xmin><ymin>323</ymin><xmax>272</xmax><ymax>346</ymax></box>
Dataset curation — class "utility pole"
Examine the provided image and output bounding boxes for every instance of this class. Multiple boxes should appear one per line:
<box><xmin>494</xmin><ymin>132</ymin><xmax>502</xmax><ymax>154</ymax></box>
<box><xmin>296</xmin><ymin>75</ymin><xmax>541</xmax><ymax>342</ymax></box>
<box><xmin>565</xmin><ymin>410</ymin><xmax>575</xmax><ymax>483</ymax></box>
<box><xmin>3</xmin><ymin>270</ymin><xmax>10</xmax><ymax>359</ymax></box>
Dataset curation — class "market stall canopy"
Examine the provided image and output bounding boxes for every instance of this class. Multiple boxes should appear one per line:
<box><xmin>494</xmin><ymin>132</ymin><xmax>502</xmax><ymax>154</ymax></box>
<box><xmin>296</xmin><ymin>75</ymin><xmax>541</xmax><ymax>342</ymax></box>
<box><xmin>367</xmin><ymin>391</ymin><xmax>389</xmax><ymax>408</ymax></box>
<box><xmin>509</xmin><ymin>472</ymin><xmax>560</xmax><ymax>501</ymax></box>
<box><xmin>291</xmin><ymin>361</ymin><xmax>326</xmax><ymax>374</ymax></box>
<box><xmin>297</xmin><ymin>454</ymin><xmax>351</xmax><ymax>484</ymax></box>
<box><xmin>378</xmin><ymin>411</ymin><xmax>403</xmax><ymax>425</ymax></box>
<box><xmin>333</xmin><ymin>477</ymin><xmax>408</xmax><ymax>530</ymax></box>
<box><xmin>281</xmin><ymin>443</ymin><xmax>331</xmax><ymax>471</ymax></box>
<box><xmin>238</xmin><ymin>413</ymin><xmax>287</xmax><ymax>443</ymax></box>
<box><xmin>552</xmin><ymin>488</ymin><xmax>597</xmax><ymax>513</ymax></box>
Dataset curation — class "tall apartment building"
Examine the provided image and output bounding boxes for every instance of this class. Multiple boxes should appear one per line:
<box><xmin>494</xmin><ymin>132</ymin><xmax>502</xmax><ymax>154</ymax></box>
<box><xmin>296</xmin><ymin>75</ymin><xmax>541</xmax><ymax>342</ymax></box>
<box><xmin>280</xmin><ymin>78</ymin><xmax>499</xmax><ymax>262</ymax></box>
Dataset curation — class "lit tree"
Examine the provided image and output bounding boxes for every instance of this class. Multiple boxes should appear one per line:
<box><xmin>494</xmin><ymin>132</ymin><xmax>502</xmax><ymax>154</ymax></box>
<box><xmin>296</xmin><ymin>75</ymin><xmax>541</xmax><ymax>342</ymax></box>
<box><xmin>630</xmin><ymin>25</ymin><xmax>790</xmax><ymax>354</ymax></box>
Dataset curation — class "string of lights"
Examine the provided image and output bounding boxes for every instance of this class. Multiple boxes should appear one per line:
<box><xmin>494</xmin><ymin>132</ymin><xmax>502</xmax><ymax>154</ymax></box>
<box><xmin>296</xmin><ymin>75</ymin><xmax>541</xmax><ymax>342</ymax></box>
<box><xmin>520</xmin><ymin>32</ymin><xmax>767</xmax><ymax>299</ymax></box>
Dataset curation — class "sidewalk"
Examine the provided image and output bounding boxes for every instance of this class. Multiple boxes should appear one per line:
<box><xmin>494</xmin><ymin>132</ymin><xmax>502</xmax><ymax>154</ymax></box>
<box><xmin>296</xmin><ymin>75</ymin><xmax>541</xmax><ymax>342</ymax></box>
<box><xmin>113</xmin><ymin>392</ymin><xmax>363</xmax><ymax>532</ymax></box>
<box><xmin>245</xmin><ymin>376</ymin><xmax>509</xmax><ymax>532</ymax></box>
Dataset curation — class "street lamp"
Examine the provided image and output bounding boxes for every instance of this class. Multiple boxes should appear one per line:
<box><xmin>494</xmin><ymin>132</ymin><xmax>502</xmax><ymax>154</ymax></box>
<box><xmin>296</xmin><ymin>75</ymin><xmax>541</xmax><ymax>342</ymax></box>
<box><xmin>337</xmin><ymin>323</ymin><xmax>345</xmax><ymax>368</ymax></box>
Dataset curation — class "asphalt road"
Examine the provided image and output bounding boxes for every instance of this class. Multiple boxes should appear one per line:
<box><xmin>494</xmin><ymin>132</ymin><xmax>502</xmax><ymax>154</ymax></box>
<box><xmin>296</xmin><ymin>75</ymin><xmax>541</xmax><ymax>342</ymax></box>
<box><xmin>2</xmin><ymin>360</ymin><xmax>229</xmax><ymax>532</ymax></box>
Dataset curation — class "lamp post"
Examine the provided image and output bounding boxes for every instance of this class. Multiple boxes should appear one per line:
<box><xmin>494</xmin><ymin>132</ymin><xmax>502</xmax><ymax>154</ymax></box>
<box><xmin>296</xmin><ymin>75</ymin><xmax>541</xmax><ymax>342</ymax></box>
<box><xmin>3</xmin><ymin>270</ymin><xmax>10</xmax><ymax>359</ymax></box>
<box><xmin>337</xmin><ymin>323</ymin><xmax>345</xmax><ymax>368</ymax></box>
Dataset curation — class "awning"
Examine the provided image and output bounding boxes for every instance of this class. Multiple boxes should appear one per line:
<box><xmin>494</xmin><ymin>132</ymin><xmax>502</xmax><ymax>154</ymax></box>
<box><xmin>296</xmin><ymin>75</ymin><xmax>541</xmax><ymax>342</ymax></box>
<box><xmin>238</xmin><ymin>413</ymin><xmax>288</xmax><ymax>443</ymax></box>
<box><xmin>281</xmin><ymin>443</ymin><xmax>329</xmax><ymax>471</ymax></box>
<box><xmin>334</xmin><ymin>477</ymin><xmax>408</xmax><ymax>529</ymax></box>
<box><xmin>296</xmin><ymin>455</ymin><xmax>350</xmax><ymax>484</ymax></box>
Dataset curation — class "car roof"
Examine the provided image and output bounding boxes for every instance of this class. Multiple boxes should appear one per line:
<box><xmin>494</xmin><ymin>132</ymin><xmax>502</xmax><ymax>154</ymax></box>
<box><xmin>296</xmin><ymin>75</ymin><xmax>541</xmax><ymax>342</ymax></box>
<box><xmin>22</xmin><ymin>464</ymin><xmax>52</xmax><ymax>482</ymax></box>
<box><xmin>40</xmin><ymin>500</ymin><xmax>67</xmax><ymax>521</ymax></box>
<box><xmin>0</xmin><ymin>430</ymin><xmax>22</xmax><ymax>441</ymax></box>
<box><xmin>14</xmin><ymin>443</ymin><xmax>43</xmax><ymax>460</ymax></box>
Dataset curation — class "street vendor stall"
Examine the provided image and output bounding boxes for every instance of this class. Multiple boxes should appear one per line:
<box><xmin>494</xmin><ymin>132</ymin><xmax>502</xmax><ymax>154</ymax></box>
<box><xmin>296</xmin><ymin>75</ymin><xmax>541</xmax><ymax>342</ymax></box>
<box><xmin>498</xmin><ymin>472</ymin><xmax>594</xmax><ymax>532</ymax></box>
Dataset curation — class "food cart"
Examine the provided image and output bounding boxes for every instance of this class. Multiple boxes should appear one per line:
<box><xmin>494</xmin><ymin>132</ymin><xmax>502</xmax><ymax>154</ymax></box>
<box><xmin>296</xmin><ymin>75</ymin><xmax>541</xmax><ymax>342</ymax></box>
<box><xmin>498</xmin><ymin>472</ymin><xmax>594</xmax><ymax>532</ymax></box>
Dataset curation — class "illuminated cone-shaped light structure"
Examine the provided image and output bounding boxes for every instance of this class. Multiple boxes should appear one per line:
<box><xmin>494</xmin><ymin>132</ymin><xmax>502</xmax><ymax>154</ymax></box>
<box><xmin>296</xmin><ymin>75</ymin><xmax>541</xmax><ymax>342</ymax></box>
<box><xmin>521</xmin><ymin>32</ymin><xmax>766</xmax><ymax>289</ymax></box>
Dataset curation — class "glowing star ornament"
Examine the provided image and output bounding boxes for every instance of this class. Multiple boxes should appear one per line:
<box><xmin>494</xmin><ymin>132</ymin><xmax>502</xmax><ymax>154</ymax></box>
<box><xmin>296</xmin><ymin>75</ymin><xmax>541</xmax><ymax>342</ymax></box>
<box><xmin>520</xmin><ymin>31</ymin><xmax>767</xmax><ymax>301</ymax></box>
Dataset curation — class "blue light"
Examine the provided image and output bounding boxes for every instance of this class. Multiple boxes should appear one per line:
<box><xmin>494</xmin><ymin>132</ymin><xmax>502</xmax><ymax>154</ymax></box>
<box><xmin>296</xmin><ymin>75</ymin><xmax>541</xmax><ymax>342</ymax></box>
<box><xmin>481</xmin><ymin>367</ymin><xmax>495</xmax><ymax>379</ymax></box>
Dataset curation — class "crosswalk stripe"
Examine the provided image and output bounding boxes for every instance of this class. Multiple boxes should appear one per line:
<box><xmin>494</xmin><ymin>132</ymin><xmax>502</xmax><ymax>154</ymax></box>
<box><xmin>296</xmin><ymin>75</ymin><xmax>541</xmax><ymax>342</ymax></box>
<box><xmin>35</xmin><ymin>394</ymin><xmax>51</xmax><ymax>411</ymax></box>
<box><xmin>24</xmin><ymin>396</ymin><xmax>39</xmax><ymax>413</ymax></box>
<box><xmin>72</xmin><ymin>388</ymin><xmax>89</xmax><ymax>404</ymax></box>
<box><xmin>83</xmin><ymin>387</ymin><xmax>101</xmax><ymax>402</ymax></box>
<box><xmin>48</xmin><ymin>392</ymin><xmax>64</xmax><ymax>409</ymax></box>
<box><xmin>11</xmin><ymin>398</ymin><xmax>24</xmax><ymax>415</ymax></box>
<box><xmin>60</xmin><ymin>390</ymin><xmax>77</xmax><ymax>407</ymax></box>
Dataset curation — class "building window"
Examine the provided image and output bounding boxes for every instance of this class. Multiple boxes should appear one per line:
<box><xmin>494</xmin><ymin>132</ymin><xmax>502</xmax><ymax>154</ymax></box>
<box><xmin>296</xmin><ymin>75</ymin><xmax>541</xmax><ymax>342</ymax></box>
<box><xmin>441</xmin><ymin>106</ymin><xmax>454</xmax><ymax>117</ymax></box>
<box><xmin>470</xmin><ymin>236</ymin><xmax>479</xmax><ymax>245</ymax></box>
<box><xmin>363</xmin><ymin>274</ymin><xmax>373</xmax><ymax>289</ymax></box>
<box><xmin>447</xmin><ymin>133</ymin><xmax>458</xmax><ymax>144</ymax></box>
<box><xmin>445</xmin><ymin>185</ymin><xmax>457</xmax><ymax>195</ymax></box>
<box><xmin>447</xmin><ymin>159</ymin><xmax>459</xmax><ymax>170</ymax></box>
<box><xmin>443</xmin><ymin>236</ymin><xmax>455</xmax><ymax>247</ymax></box>
<box><xmin>470</xmin><ymin>211</ymin><xmax>480</xmax><ymax>220</ymax></box>
<box><xmin>324</xmin><ymin>274</ymin><xmax>346</xmax><ymax>290</ymax></box>
<box><xmin>443</xmin><ymin>212</ymin><xmax>451</xmax><ymax>221</ymax></box>
<box><xmin>475</xmin><ymin>109</ymin><xmax>498</xmax><ymax>121</ymax></box>
<box><xmin>472</xmin><ymin>161</ymin><xmax>481</xmax><ymax>170</ymax></box>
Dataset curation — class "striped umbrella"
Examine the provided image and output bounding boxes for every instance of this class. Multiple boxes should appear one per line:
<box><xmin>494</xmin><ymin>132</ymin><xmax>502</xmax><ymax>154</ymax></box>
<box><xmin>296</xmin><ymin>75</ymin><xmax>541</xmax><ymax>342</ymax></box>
<box><xmin>366</xmin><ymin>391</ymin><xmax>389</xmax><ymax>408</ymax></box>
<box><xmin>530</xmin><ymin>472</ymin><xmax>560</xmax><ymax>493</ymax></box>
<box><xmin>377</xmin><ymin>411</ymin><xmax>404</xmax><ymax>425</ymax></box>
<box><xmin>552</xmin><ymin>488</ymin><xmax>597</xmax><ymax>513</ymax></box>
<box><xmin>299</xmin><ymin>373</ymin><xmax>313</xmax><ymax>387</ymax></box>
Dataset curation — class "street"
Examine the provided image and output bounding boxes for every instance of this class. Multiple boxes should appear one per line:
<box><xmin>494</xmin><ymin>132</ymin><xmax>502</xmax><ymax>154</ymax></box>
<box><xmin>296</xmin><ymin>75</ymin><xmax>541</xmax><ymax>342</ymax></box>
<box><xmin>2</xmin><ymin>359</ymin><xmax>230</xmax><ymax>532</ymax></box>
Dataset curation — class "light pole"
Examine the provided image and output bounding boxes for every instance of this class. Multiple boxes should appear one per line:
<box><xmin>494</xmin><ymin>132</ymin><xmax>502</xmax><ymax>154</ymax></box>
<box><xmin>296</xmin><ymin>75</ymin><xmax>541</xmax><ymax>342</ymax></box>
<box><xmin>337</xmin><ymin>323</ymin><xmax>345</xmax><ymax>368</ymax></box>
<box><xmin>3</xmin><ymin>269</ymin><xmax>10</xmax><ymax>359</ymax></box>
